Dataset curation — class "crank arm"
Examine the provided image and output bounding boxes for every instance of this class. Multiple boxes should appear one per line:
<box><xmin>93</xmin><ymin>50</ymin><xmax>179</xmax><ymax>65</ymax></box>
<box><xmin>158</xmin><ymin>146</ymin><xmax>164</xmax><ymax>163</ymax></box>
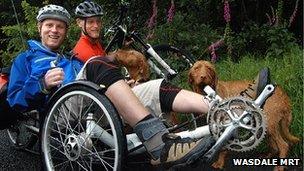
<box><xmin>254</xmin><ymin>84</ymin><xmax>275</xmax><ymax>107</ymax></box>
<box><xmin>201</xmin><ymin>123</ymin><xmax>239</xmax><ymax>162</ymax></box>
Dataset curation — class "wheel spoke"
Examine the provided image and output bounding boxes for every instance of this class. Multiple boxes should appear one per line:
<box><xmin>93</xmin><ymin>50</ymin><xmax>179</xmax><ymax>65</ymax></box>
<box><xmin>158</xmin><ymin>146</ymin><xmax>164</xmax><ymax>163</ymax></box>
<box><xmin>49</xmin><ymin>142</ymin><xmax>66</xmax><ymax>156</ymax></box>
<box><xmin>93</xmin><ymin>146</ymin><xmax>114</xmax><ymax>170</ymax></box>
<box><xmin>53</xmin><ymin>160</ymin><xmax>70</xmax><ymax>170</ymax></box>
<box><xmin>75</xmin><ymin>160</ymin><xmax>89</xmax><ymax>171</ymax></box>
<box><xmin>81</xmin><ymin>99</ymin><xmax>95</xmax><ymax>119</ymax></box>
<box><xmin>53</xmin><ymin>116</ymin><xmax>68</xmax><ymax>148</ymax></box>
<box><xmin>77</xmin><ymin>155</ymin><xmax>92</xmax><ymax>171</ymax></box>
<box><xmin>58</xmin><ymin>104</ymin><xmax>76</xmax><ymax>132</ymax></box>
<box><xmin>80</xmin><ymin>141</ymin><xmax>114</xmax><ymax>169</ymax></box>
<box><xmin>61</xmin><ymin>99</ymin><xmax>79</xmax><ymax>120</ymax></box>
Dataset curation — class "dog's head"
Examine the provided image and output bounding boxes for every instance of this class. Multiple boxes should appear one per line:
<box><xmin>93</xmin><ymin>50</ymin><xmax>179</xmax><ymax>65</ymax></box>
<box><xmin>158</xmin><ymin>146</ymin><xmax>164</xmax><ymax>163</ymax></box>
<box><xmin>188</xmin><ymin>60</ymin><xmax>218</xmax><ymax>94</ymax></box>
<box><xmin>110</xmin><ymin>49</ymin><xmax>150</xmax><ymax>83</ymax></box>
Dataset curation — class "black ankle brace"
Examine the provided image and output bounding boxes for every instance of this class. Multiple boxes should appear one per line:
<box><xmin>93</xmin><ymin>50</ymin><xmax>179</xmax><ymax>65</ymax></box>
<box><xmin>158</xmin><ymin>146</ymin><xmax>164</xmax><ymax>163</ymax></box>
<box><xmin>134</xmin><ymin>117</ymin><xmax>168</xmax><ymax>160</ymax></box>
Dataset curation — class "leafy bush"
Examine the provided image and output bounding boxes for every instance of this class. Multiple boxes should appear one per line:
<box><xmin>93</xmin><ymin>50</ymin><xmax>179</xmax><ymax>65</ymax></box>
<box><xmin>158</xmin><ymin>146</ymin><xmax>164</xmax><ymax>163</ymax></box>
<box><xmin>150</xmin><ymin>12</ymin><xmax>222</xmax><ymax>60</ymax></box>
<box><xmin>0</xmin><ymin>1</ymin><xmax>82</xmax><ymax>66</ymax></box>
<box><xmin>0</xmin><ymin>1</ymin><xmax>38</xmax><ymax>66</ymax></box>
<box><xmin>1</xmin><ymin>0</ymin><xmax>300</xmax><ymax>66</ymax></box>
<box><xmin>231</xmin><ymin>22</ymin><xmax>297</xmax><ymax>58</ymax></box>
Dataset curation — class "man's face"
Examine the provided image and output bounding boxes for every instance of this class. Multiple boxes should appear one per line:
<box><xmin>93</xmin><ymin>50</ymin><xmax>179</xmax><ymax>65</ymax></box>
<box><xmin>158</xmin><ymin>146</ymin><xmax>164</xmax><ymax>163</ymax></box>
<box><xmin>78</xmin><ymin>16</ymin><xmax>102</xmax><ymax>39</ymax></box>
<box><xmin>38</xmin><ymin>19</ymin><xmax>67</xmax><ymax>51</ymax></box>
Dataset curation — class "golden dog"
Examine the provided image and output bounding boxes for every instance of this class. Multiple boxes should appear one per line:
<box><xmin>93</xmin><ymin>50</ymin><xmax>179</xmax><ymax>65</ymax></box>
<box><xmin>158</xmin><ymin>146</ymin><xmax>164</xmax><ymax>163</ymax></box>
<box><xmin>109</xmin><ymin>49</ymin><xmax>150</xmax><ymax>83</ymax></box>
<box><xmin>188</xmin><ymin>60</ymin><xmax>300</xmax><ymax>171</ymax></box>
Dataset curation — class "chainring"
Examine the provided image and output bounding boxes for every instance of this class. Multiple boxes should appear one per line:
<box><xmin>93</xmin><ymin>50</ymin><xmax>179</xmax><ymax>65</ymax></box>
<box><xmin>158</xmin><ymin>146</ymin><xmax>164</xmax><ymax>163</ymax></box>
<box><xmin>208</xmin><ymin>96</ymin><xmax>267</xmax><ymax>152</ymax></box>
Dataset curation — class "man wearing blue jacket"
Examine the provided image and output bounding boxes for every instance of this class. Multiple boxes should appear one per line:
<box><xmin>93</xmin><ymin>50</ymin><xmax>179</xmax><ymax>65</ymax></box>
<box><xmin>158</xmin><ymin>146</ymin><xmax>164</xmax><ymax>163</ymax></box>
<box><xmin>7</xmin><ymin>4</ymin><xmax>267</xmax><ymax>168</ymax></box>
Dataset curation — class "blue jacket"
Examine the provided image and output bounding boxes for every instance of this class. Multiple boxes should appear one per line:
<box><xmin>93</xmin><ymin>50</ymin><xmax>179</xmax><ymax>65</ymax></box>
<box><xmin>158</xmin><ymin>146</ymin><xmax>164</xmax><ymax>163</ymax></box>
<box><xmin>7</xmin><ymin>40</ymin><xmax>83</xmax><ymax>112</ymax></box>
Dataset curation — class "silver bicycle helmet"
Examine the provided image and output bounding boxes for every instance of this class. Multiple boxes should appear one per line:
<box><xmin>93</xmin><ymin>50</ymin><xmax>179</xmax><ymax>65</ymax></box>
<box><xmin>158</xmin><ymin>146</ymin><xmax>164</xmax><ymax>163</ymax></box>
<box><xmin>75</xmin><ymin>1</ymin><xmax>104</xmax><ymax>18</ymax></box>
<box><xmin>37</xmin><ymin>4</ymin><xmax>71</xmax><ymax>25</ymax></box>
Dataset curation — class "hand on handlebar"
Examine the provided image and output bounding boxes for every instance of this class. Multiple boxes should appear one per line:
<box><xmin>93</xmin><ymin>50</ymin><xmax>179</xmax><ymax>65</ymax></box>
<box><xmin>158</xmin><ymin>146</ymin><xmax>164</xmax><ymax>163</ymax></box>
<box><xmin>44</xmin><ymin>67</ymin><xmax>65</xmax><ymax>90</ymax></box>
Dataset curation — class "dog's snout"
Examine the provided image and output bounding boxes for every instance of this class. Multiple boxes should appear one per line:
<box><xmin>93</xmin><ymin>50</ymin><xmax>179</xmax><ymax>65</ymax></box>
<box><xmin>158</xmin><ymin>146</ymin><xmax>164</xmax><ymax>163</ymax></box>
<box><xmin>200</xmin><ymin>75</ymin><xmax>206</xmax><ymax>82</ymax></box>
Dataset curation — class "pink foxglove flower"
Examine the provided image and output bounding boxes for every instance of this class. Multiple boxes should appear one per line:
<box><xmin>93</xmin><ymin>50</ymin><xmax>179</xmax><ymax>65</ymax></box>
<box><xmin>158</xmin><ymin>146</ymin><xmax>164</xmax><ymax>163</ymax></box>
<box><xmin>289</xmin><ymin>0</ymin><xmax>299</xmax><ymax>27</ymax></box>
<box><xmin>210</xmin><ymin>45</ymin><xmax>218</xmax><ymax>63</ymax></box>
<box><xmin>208</xmin><ymin>39</ymin><xmax>224</xmax><ymax>62</ymax></box>
<box><xmin>147</xmin><ymin>0</ymin><xmax>158</xmax><ymax>29</ymax></box>
<box><xmin>208</xmin><ymin>39</ymin><xmax>224</xmax><ymax>51</ymax></box>
<box><xmin>167</xmin><ymin>0</ymin><xmax>175</xmax><ymax>23</ymax></box>
<box><xmin>224</xmin><ymin>0</ymin><xmax>231</xmax><ymax>23</ymax></box>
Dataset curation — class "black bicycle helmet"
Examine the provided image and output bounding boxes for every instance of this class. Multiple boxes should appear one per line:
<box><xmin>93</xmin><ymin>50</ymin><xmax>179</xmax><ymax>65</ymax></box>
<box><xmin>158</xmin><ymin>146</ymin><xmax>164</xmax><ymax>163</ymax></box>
<box><xmin>75</xmin><ymin>1</ymin><xmax>104</xmax><ymax>18</ymax></box>
<box><xmin>37</xmin><ymin>4</ymin><xmax>71</xmax><ymax>25</ymax></box>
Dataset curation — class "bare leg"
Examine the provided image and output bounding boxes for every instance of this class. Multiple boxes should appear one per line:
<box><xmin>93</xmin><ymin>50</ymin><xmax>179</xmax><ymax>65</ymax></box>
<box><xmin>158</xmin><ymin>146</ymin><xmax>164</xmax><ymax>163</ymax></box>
<box><xmin>105</xmin><ymin>80</ymin><xmax>149</xmax><ymax>126</ymax></box>
<box><xmin>172</xmin><ymin>89</ymin><xmax>209</xmax><ymax>114</ymax></box>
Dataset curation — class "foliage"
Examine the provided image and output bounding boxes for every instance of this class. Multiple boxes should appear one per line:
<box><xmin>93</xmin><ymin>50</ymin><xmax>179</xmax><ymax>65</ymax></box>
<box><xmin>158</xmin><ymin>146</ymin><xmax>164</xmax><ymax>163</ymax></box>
<box><xmin>150</xmin><ymin>12</ymin><xmax>222</xmax><ymax>60</ymax></box>
<box><xmin>0</xmin><ymin>1</ymin><xmax>80</xmax><ymax>66</ymax></box>
<box><xmin>0</xmin><ymin>1</ymin><xmax>39</xmax><ymax>66</ymax></box>
<box><xmin>230</xmin><ymin>22</ymin><xmax>298</xmax><ymax>59</ymax></box>
<box><xmin>1</xmin><ymin>0</ymin><xmax>301</xmax><ymax>66</ymax></box>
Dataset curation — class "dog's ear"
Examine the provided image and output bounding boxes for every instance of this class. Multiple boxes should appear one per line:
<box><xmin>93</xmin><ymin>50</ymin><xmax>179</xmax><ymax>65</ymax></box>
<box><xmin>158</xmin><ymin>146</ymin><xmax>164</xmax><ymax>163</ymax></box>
<box><xmin>188</xmin><ymin>67</ymin><xmax>198</xmax><ymax>92</ymax></box>
<box><xmin>205</xmin><ymin>62</ymin><xmax>218</xmax><ymax>90</ymax></box>
<box><xmin>140</xmin><ymin>58</ymin><xmax>150</xmax><ymax>81</ymax></box>
<box><xmin>212</xmin><ymin>74</ymin><xmax>218</xmax><ymax>90</ymax></box>
<box><xmin>188</xmin><ymin>67</ymin><xmax>194</xmax><ymax>85</ymax></box>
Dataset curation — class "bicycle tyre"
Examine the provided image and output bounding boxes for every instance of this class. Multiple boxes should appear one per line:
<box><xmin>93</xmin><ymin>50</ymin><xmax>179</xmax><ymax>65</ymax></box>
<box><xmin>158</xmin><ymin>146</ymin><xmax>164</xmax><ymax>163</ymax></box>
<box><xmin>7</xmin><ymin>122</ymin><xmax>38</xmax><ymax>149</ymax></box>
<box><xmin>152</xmin><ymin>44</ymin><xmax>197</xmax><ymax>130</ymax></box>
<box><xmin>6</xmin><ymin>110</ymin><xmax>39</xmax><ymax>151</ymax></box>
<box><xmin>41</xmin><ymin>85</ymin><xmax>126</xmax><ymax>171</ymax></box>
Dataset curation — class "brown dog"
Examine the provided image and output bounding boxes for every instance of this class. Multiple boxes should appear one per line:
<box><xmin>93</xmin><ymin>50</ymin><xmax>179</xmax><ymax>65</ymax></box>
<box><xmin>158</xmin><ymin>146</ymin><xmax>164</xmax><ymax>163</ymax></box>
<box><xmin>188</xmin><ymin>60</ymin><xmax>300</xmax><ymax>171</ymax></box>
<box><xmin>109</xmin><ymin>49</ymin><xmax>150</xmax><ymax>83</ymax></box>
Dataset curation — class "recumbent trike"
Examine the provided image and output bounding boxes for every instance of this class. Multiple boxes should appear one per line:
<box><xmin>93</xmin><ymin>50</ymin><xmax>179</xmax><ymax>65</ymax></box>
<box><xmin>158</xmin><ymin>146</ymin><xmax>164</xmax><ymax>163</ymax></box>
<box><xmin>0</xmin><ymin>64</ymin><xmax>275</xmax><ymax>170</ymax></box>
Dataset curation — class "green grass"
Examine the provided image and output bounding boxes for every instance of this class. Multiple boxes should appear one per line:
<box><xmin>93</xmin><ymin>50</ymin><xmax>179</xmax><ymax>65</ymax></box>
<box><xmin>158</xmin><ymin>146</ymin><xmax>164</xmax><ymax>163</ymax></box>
<box><xmin>213</xmin><ymin>47</ymin><xmax>303</xmax><ymax>158</ymax></box>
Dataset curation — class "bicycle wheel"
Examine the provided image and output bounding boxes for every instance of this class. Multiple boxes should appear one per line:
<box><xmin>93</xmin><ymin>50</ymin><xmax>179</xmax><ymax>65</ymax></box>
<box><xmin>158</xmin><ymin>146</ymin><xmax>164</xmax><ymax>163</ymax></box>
<box><xmin>7</xmin><ymin>110</ymin><xmax>39</xmax><ymax>152</ymax></box>
<box><xmin>41</xmin><ymin>85</ymin><xmax>126</xmax><ymax>171</ymax></box>
<box><xmin>7</xmin><ymin>116</ymin><xmax>39</xmax><ymax>150</ymax></box>
<box><xmin>152</xmin><ymin>44</ymin><xmax>197</xmax><ymax>130</ymax></box>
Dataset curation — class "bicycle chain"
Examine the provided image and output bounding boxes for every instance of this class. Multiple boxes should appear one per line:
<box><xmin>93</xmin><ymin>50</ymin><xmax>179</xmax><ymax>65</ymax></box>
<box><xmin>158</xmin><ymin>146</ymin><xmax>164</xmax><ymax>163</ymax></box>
<box><xmin>207</xmin><ymin>96</ymin><xmax>267</xmax><ymax>152</ymax></box>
